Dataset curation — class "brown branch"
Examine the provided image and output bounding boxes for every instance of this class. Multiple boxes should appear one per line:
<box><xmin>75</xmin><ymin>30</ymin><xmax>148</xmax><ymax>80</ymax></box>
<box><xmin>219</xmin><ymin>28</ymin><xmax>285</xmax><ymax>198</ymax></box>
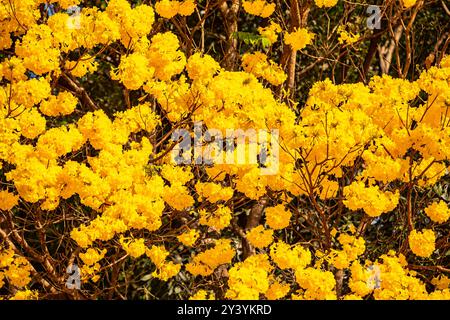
<box><xmin>402</xmin><ymin>1</ymin><xmax>423</xmax><ymax>77</ymax></box>
<box><xmin>242</xmin><ymin>196</ymin><xmax>269</xmax><ymax>258</ymax></box>
<box><xmin>378</xmin><ymin>23</ymin><xmax>403</xmax><ymax>74</ymax></box>
<box><xmin>362</xmin><ymin>32</ymin><xmax>382</xmax><ymax>82</ymax></box>
<box><xmin>219</xmin><ymin>0</ymin><xmax>240</xmax><ymax>70</ymax></box>
<box><xmin>60</xmin><ymin>73</ymin><xmax>98</xmax><ymax>112</ymax></box>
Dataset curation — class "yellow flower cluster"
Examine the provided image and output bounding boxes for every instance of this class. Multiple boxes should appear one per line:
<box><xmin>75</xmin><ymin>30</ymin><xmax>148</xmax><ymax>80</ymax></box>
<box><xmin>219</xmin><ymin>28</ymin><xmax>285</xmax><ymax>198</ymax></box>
<box><xmin>432</xmin><ymin>275</ymin><xmax>450</xmax><ymax>290</ymax></box>
<box><xmin>258</xmin><ymin>22</ymin><xmax>282</xmax><ymax>44</ymax></box>
<box><xmin>39</xmin><ymin>91</ymin><xmax>78</xmax><ymax>117</ymax></box>
<box><xmin>337</xmin><ymin>25</ymin><xmax>360</xmax><ymax>45</ymax></box>
<box><xmin>225</xmin><ymin>254</ymin><xmax>272</xmax><ymax>299</ymax></box>
<box><xmin>403</xmin><ymin>0</ymin><xmax>417</xmax><ymax>8</ymax></box>
<box><xmin>79</xmin><ymin>248</ymin><xmax>107</xmax><ymax>266</ymax></box>
<box><xmin>177</xmin><ymin>229</ymin><xmax>200</xmax><ymax>247</ymax></box>
<box><xmin>246</xmin><ymin>225</ymin><xmax>274</xmax><ymax>249</ymax></box>
<box><xmin>105</xmin><ymin>0</ymin><xmax>155</xmax><ymax>46</ymax></box>
<box><xmin>189</xmin><ymin>290</ymin><xmax>215</xmax><ymax>300</ymax></box>
<box><xmin>16</xmin><ymin>108</ymin><xmax>46</xmax><ymax>139</ymax></box>
<box><xmin>0</xmin><ymin>0</ymin><xmax>41</xmax><ymax>50</ymax></box>
<box><xmin>8</xmin><ymin>289</ymin><xmax>39</xmax><ymax>300</ymax></box>
<box><xmin>242</xmin><ymin>1</ymin><xmax>275</xmax><ymax>18</ymax></box>
<box><xmin>328</xmin><ymin>234</ymin><xmax>365</xmax><ymax>269</ymax></box>
<box><xmin>185</xmin><ymin>239</ymin><xmax>235</xmax><ymax>276</ymax></box>
<box><xmin>314</xmin><ymin>0</ymin><xmax>339</xmax><ymax>7</ymax></box>
<box><xmin>79</xmin><ymin>247</ymin><xmax>107</xmax><ymax>282</ymax></box>
<box><xmin>0</xmin><ymin>246</ymin><xmax>33</xmax><ymax>289</ymax></box>
<box><xmin>343</xmin><ymin>181</ymin><xmax>400</xmax><ymax>217</ymax></box>
<box><xmin>348</xmin><ymin>261</ymin><xmax>376</xmax><ymax>297</ymax></box>
<box><xmin>146</xmin><ymin>245</ymin><xmax>181</xmax><ymax>281</ymax></box>
<box><xmin>111</xmin><ymin>52</ymin><xmax>155</xmax><ymax>90</ymax></box>
<box><xmin>199</xmin><ymin>205</ymin><xmax>233</xmax><ymax>231</ymax></box>
<box><xmin>424</xmin><ymin>201</ymin><xmax>450</xmax><ymax>224</ymax></box>
<box><xmin>65</xmin><ymin>56</ymin><xmax>98</xmax><ymax>78</ymax></box>
<box><xmin>155</xmin><ymin>0</ymin><xmax>196</xmax><ymax>19</ymax></box>
<box><xmin>195</xmin><ymin>182</ymin><xmax>234</xmax><ymax>203</ymax></box>
<box><xmin>120</xmin><ymin>237</ymin><xmax>147</xmax><ymax>258</ymax></box>
<box><xmin>0</xmin><ymin>190</ymin><xmax>19</xmax><ymax>210</ymax></box>
<box><xmin>0</xmin><ymin>57</ymin><xmax>27</xmax><ymax>82</ymax></box>
<box><xmin>12</xmin><ymin>78</ymin><xmax>51</xmax><ymax>109</ymax></box>
<box><xmin>284</xmin><ymin>28</ymin><xmax>315</xmax><ymax>51</ymax></box>
<box><xmin>1</xmin><ymin>0</ymin><xmax>450</xmax><ymax>300</ymax></box>
<box><xmin>15</xmin><ymin>25</ymin><xmax>60</xmax><ymax>75</ymax></box>
<box><xmin>144</xmin><ymin>32</ymin><xmax>187</xmax><ymax>81</ymax></box>
<box><xmin>269</xmin><ymin>241</ymin><xmax>311</xmax><ymax>270</ymax></box>
<box><xmin>265</xmin><ymin>278</ymin><xmax>290</xmax><ymax>300</ymax></box>
<box><xmin>186</xmin><ymin>53</ymin><xmax>221</xmax><ymax>81</ymax></box>
<box><xmin>241</xmin><ymin>52</ymin><xmax>287</xmax><ymax>86</ymax></box>
<box><xmin>295</xmin><ymin>268</ymin><xmax>337</xmax><ymax>300</ymax></box>
<box><xmin>265</xmin><ymin>204</ymin><xmax>291</xmax><ymax>230</ymax></box>
<box><xmin>408</xmin><ymin>229</ymin><xmax>436</xmax><ymax>258</ymax></box>
<box><xmin>351</xmin><ymin>251</ymin><xmax>450</xmax><ymax>300</ymax></box>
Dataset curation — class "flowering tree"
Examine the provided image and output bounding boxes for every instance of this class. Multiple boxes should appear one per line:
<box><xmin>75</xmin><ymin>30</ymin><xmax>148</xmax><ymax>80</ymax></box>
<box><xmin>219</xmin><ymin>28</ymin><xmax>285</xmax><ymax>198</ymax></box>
<box><xmin>0</xmin><ymin>0</ymin><xmax>449</xmax><ymax>300</ymax></box>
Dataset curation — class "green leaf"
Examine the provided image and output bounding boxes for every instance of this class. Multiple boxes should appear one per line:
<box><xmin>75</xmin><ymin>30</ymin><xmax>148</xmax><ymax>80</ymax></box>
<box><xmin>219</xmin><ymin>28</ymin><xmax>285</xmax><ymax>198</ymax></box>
<box><xmin>234</xmin><ymin>32</ymin><xmax>269</xmax><ymax>48</ymax></box>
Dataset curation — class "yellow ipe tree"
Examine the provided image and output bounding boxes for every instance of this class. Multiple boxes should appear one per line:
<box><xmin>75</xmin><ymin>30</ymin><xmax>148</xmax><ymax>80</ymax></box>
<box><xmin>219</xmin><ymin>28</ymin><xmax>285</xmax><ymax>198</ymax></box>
<box><xmin>0</xmin><ymin>0</ymin><xmax>449</xmax><ymax>300</ymax></box>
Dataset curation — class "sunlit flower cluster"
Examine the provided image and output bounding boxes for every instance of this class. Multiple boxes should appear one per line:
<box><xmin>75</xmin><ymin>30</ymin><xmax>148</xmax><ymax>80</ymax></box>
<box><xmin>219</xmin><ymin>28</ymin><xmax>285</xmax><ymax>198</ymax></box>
<box><xmin>0</xmin><ymin>0</ymin><xmax>449</xmax><ymax>301</ymax></box>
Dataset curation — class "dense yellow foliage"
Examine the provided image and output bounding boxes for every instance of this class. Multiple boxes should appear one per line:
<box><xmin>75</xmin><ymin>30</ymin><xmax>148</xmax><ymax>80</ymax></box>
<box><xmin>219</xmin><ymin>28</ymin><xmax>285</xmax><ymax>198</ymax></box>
<box><xmin>0</xmin><ymin>0</ymin><xmax>449</xmax><ymax>300</ymax></box>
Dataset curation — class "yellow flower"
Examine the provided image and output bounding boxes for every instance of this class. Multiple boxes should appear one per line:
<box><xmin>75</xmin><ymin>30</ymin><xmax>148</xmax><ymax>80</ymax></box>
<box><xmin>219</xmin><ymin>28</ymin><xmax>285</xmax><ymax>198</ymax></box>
<box><xmin>105</xmin><ymin>0</ymin><xmax>154</xmax><ymax>45</ymax></box>
<box><xmin>155</xmin><ymin>0</ymin><xmax>180</xmax><ymax>19</ymax></box>
<box><xmin>0</xmin><ymin>190</ymin><xmax>19</xmax><ymax>210</ymax></box>
<box><xmin>189</xmin><ymin>290</ymin><xmax>215</xmax><ymax>300</ymax></box>
<box><xmin>146</xmin><ymin>32</ymin><xmax>186</xmax><ymax>81</ymax></box>
<box><xmin>179</xmin><ymin>0</ymin><xmax>196</xmax><ymax>16</ymax></box>
<box><xmin>111</xmin><ymin>52</ymin><xmax>154</xmax><ymax>90</ymax></box>
<box><xmin>295</xmin><ymin>267</ymin><xmax>337</xmax><ymax>300</ymax></box>
<box><xmin>177</xmin><ymin>229</ymin><xmax>200</xmax><ymax>247</ymax></box>
<box><xmin>65</xmin><ymin>56</ymin><xmax>98</xmax><ymax>78</ymax></box>
<box><xmin>424</xmin><ymin>201</ymin><xmax>450</xmax><ymax>224</ymax></box>
<box><xmin>155</xmin><ymin>0</ymin><xmax>195</xmax><ymax>19</ymax></box>
<box><xmin>269</xmin><ymin>241</ymin><xmax>311</xmax><ymax>270</ymax></box>
<box><xmin>185</xmin><ymin>239</ymin><xmax>235</xmax><ymax>276</ymax></box>
<box><xmin>0</xmin><ymin>57</ymin><xmax>27</xmax><ymax>82</ymax></box>
<box><xmin>432</xmin><ymin>275</ymin><xmax>450</xmax><ymax>290</ymax></box>
<box><xmin>39</xmin><ymin>91</ymin><xmax>78</xmax><ymax>117</ymax></box>
<box><xmin>402</xmin><ymin>0</ymin><xmax>417</xmax><ymax>8</ymax></box>
<box><xmin>408</xmin><ymin>229</ymin><xmax>436</xmax><ymax>258</ymax></box>
<box><xmin>258</xmin><ymin>22</ymin><xmax>282</xmax><ymax>44</ymax></box>
<box><xmin>186</xmin><ymin>53</ymin><xmax>220</xmax><ymax>80</ymax></box>
<box><xmin>15</xmin><ymin>24</ymin><xmax>60</xmax><ymax>75</ymax></box>
<box><xmin>241</xmin><ymin>52</ymin><xmax>286</xmax><ymax>86</ymax></box>
<box><xmin>225</xmin><ymin>254</ymin><xmax>272</xmax><ymax>300</ymax></box>
<box><xmin>9</xmin><ymin>289</ymin><xmax>38</xmax><ymax>300</ymax></box>
<box><xmin>145</xmin><ymin>243</ymin><xmax>181</xmax><ymax>281</ymax></box>
<box><xmin>284</xmin><ymin>28</ymin><xmax>315</xmax><ymax>51</ymax></box>
<box><xmin>246</xmin><ymin>225</ymin><xmax>274</xmax><ymax>249</ymax></box>
<box><xmin>13</xmin><ymin>78</ymin><xmax>51</xmax><ymax>108</ymax></box>
<box><xmin>265</xmin><ymin>205</ymin><xmax>291</xmax><ymax>230</ymax></box>
<box><xmin>199</xmin><ymin>205</ymin><xmax>232</xmax><ymax>231</ymax></box>
<box><xmin>314</xmin><ymin>0</ymin><xmax>338</xmax><ymax>8</ymax></box>
<box><xmin>146</xmin><ymin>245</ymin><xmax>170</xmax><ymax>267</ymax></box>
<box><xmin>17</xmin><ymin>108</ymin><xmax>46</xmax><ymax>139</ymax></box>
<box><xmin>265</xmin><ymin>280</ymin><xmax>290</xmax><ymax>300</ymax></box>
<box><xmin>337</xmin><ymin>25</ymin><xmax>360</xmax><ymax>45</ymax></box>
<box><xmin>343</xmin><ymin>181</ymin><xmax>399</xmax><ymax>217</ymax></box>
<box><xmin>242</xmin><ymin>1</ymin><xmax>275</xmax><ymax>18</ymax></box>
<box><xmin>120</xmin><ymin>237</ymin><xmax>147</xmax><ymax>258</ymax></box>
<box><xmin>79</xmin><ymin>248</ymin><xmax>107</xmax><ymax>266</ymax></box>
<box><xmin>195</xmin><ymin>182</ymin><xmax>234</xmax><ymax>203</ymax></box>
<box><xmin>0</xmin><ymin>247</ymin><xmax>33</xmax><ymax>288</ymax></box>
